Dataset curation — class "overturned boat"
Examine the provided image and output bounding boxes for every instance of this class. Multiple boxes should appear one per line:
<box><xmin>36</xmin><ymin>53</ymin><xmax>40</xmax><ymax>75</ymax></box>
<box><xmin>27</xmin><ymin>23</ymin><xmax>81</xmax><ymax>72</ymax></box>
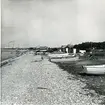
<box><xmin>83</xmin><ymin>64</ymin><xmax>105</xmax><ymax>75</ymax></box>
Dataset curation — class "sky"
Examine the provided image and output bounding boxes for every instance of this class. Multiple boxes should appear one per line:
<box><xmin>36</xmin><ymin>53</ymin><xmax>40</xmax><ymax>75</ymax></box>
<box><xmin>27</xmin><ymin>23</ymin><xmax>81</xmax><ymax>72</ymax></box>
<box><xmin>2</xmin><ymin>0</ymin><xmax>105</xmax><ymax>47</ymax></box>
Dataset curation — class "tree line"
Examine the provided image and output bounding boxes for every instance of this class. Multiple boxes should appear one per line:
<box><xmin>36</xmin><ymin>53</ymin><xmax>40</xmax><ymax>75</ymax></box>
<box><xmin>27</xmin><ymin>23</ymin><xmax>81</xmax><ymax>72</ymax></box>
<box><xmin>73</xmin><ymin>41</ymin><xmax>105</xmax><ymax>50</ymax></box>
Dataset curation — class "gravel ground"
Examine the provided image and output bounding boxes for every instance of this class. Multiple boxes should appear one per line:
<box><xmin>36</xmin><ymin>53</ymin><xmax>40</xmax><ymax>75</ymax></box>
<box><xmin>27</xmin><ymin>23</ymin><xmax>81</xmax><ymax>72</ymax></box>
<box><xmin>56</xmin><ymin>60</ymin><xmax>105</xmax><ymax>105</ymax></box>
<box><xmin>1</xmin><ymin>53</ymin><xmax>104</xmax><ymax>105</ymax></box>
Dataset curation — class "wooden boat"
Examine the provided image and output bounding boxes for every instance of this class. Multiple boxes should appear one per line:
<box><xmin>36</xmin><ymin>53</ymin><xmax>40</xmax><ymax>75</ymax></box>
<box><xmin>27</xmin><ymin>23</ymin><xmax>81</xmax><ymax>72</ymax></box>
<box><xmin>83</xmin><ymin>65</ymin><xmax>105</xmax><ymax>75</ymax></box>
<box><xmin>49</xmin><ymin>56</ymin><xmax>79</xmax><ymax>62</ymax></box>
<box><xmin>48</xmin><ymin>53</ymin><xmax>70</xmax><ymax>58</ymax></box>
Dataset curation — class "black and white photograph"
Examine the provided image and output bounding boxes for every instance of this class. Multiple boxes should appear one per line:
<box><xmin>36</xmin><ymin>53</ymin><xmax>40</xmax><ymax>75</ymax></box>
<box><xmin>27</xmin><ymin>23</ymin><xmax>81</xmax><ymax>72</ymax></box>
<box><xmin>1</xmin><ymin>0</ymin><xmax>105</xmax><ymax>105</ymax></box>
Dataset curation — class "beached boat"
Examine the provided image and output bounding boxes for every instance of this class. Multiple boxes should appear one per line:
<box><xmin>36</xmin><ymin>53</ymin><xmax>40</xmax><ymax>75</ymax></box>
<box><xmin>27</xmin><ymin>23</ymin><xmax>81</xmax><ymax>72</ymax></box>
<box><xmin>83</xmin><ymin>65</ymin><xmax>105</xmax><ymax>75</ymax></box>
<box><xmin>48</xmin><ymin>53</ymin><xmax>71</xmax><ymax>58</ymax></box>
<box><xmin>49</xmin><ymin>56</ymin><xmax>79</xmax><ymax>62</ymax></box>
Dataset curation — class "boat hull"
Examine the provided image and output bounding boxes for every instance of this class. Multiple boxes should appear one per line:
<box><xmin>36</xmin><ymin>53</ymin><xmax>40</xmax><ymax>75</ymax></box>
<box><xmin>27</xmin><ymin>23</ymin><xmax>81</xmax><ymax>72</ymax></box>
<box><xmin>48</xmin><ymin>53</ymin><xmax>72</xmax><ymax>58</ymax></box>
<box><xmin>50</xmin><ymin>56</ymin><xmax>79</xmax><ymax>62</ymax></box>
<box><xmin>83</xmin><ymin>65</ymin><xmax>105</xmax><ymax>75</ymax></box>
